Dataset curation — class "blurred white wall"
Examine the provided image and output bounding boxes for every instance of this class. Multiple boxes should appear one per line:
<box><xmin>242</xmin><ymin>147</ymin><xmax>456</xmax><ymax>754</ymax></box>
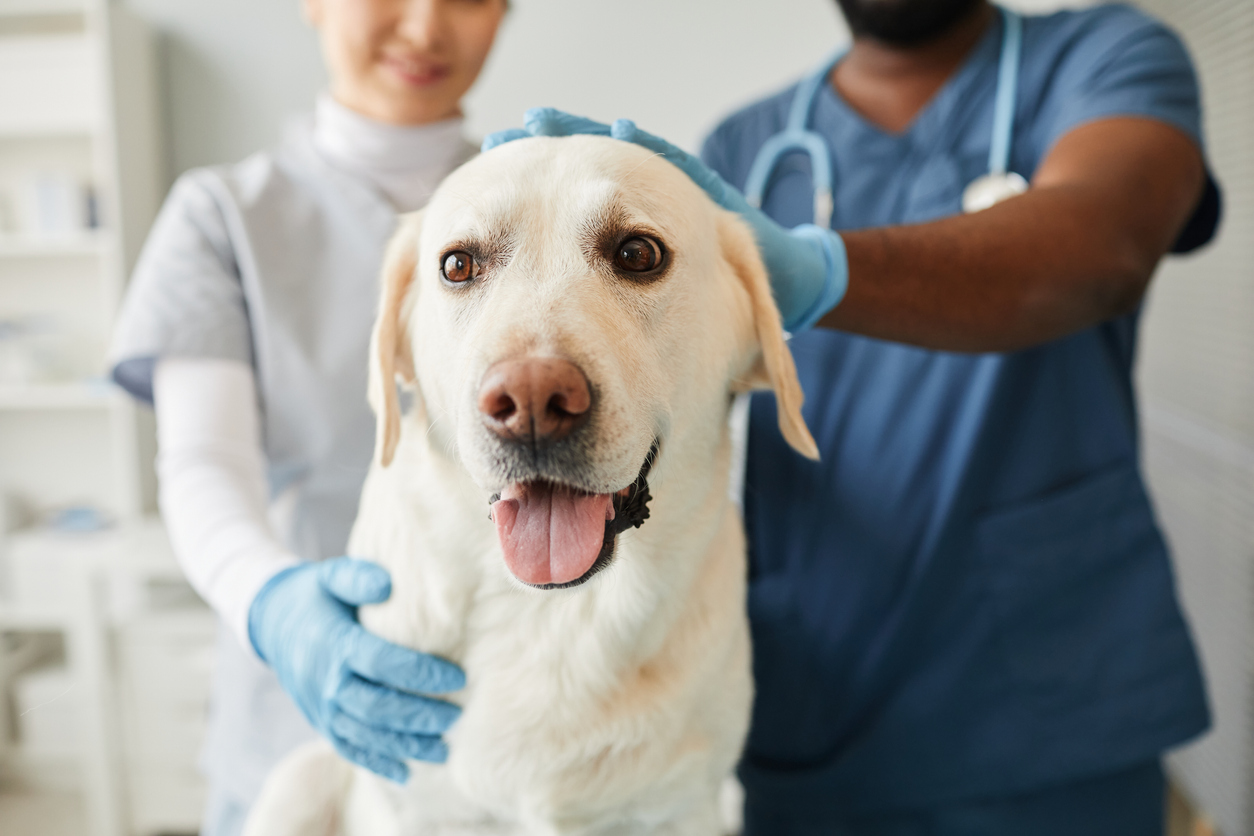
<box><xmin>125</xmin><ymin>0</ymin><xmax>851</xmax><ymax>179</ymax></box>
<box><xmin>123</xmin><ymin>0</ymin><xmax>325</xmax><ymax>178</ymax></box>
<box><xmin>465</xmin><ymin>0</ymin><xmax>850</xmax><ymax>155</ymax></box>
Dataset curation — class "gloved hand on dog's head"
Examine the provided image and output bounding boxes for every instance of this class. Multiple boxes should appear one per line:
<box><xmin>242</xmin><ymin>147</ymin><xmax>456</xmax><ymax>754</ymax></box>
<box><xmin>248</xmin><ymin>557</ymin><xmax>465</xmax><ymax>783</ymax></box>
<box><xmin>483</xmin><ymin>107</ymin><xmax>848</xmax><ymax>333</ymax></box>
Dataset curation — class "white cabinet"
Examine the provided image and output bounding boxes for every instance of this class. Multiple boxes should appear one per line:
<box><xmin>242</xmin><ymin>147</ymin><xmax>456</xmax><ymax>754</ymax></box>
<box><xmin>116</xmin><ymin>611</ymin><xmax>214</xmax><ymax>836</ymax></box>
<box><xmin>2</xmin><ymin>522</ymin><xmax>216</xmax><ymax>836</ymax></box>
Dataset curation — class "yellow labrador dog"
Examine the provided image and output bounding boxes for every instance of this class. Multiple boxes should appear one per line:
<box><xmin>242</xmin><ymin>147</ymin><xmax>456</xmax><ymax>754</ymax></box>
<box><xmin>244</xmin><ymin>135</ymin><xmax>817</xmax><ymax>836</ymax></box>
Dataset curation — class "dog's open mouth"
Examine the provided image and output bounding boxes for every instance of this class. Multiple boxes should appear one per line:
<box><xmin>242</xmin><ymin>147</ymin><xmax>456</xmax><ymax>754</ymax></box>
<box><xmin>490</xmin><ymin>442</ymin><xmax>657</xmax><ymax>589</ymax></box>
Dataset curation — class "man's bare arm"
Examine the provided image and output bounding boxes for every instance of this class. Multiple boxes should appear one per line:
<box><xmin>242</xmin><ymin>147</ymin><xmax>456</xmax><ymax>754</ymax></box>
<box><xmin>819</xmin><ymin>117</ymin><xmax>1206</xmax><ymax>352</ymax></box>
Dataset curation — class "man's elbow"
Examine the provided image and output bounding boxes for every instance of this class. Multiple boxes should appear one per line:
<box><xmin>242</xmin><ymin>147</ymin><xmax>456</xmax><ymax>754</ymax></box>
<box><xmin>1011</xmin><ymin>251</ymin><xmax>1154</xmax><ymax>348</ymax></box>
<box><xmin>1072</xmin><ymin>244</ymin><xmax>1158</xmax><ymax>326</ymax></box>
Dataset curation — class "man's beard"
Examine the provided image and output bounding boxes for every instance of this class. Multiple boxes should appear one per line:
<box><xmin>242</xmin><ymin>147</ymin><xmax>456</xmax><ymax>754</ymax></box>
<box><xmin>836</xmin><ymin>0</ymin><xmax>985</xmax><ymax>45</ymax></box>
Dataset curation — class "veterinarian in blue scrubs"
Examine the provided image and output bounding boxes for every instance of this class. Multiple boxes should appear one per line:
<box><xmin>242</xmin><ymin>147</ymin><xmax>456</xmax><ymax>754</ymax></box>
<box><xmin>491</xmin><ymin>1</ymin><xmax>1221</xmax><ymax>832</ymax></box>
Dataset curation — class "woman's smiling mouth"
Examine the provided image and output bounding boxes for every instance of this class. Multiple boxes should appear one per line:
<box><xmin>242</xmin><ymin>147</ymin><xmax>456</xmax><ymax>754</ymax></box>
<box><xmin>382</xmin><ymin>54</ymin><xmax>452</xmax><ymax>87</ymax></box>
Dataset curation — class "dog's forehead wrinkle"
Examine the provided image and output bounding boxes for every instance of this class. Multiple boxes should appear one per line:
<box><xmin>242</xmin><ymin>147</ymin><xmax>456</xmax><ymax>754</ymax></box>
<box><xmin>440</xmin><ymin>185</ymin><xmax>491</xmax><ymax>218</ymax></box>
<box><xmin>497</xmin><ymin>243</ymin><xmax>592</xmax><ymax>293</ymax></box>
<box><xmin>582</xmin><ymin>185</ymin><xmax>679</xmax><ymax>234</ymax></box>
<box><xmin>443</xmin><ymin>149</ymin><xmax>688</xmax><ymax>245</ymax></box>
<box><xmin>508</xmin><ymin>165</ymin><xmax>666</xmax><ymax>233</ymax></box>
<box><xmin>437</xmin><ymin>209</ymin><xmax>518</xmax><ymax>253</ymax></box>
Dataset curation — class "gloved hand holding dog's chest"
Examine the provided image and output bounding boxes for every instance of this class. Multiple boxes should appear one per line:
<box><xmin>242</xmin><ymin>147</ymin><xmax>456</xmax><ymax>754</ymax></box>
<box><xmin>483</xmin><ymin>107</ymin><xmax>849</xmax><ymax>332</ymax></box>
<box><xmin>248</xmin><ymin>557</ymin><xmax>465</xmax><ymax>783</ymax></box>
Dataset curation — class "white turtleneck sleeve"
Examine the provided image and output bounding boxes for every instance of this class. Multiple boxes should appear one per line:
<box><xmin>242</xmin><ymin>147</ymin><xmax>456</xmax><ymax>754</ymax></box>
<box><xmin>155</xmin><ymin>358</ymin><xmax>299</xmax><ymax>651</ymax></box>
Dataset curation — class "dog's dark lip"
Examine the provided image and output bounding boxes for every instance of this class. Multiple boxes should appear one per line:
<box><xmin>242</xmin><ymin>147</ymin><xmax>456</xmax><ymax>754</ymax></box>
<box><xmin>489</xmin><ymin>440</ymin><xmax>659</xmax><ymax>590</ymax></box>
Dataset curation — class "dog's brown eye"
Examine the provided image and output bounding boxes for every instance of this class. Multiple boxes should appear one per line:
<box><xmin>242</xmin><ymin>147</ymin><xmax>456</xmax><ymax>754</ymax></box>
<box><xmin>614</xmin><ymin>237</ymin><xmax>663</xmax><ymax>273</ymax></box>
<box><xmin>441</xmin><ymin>250</ymin><xmax>476</xmax><ymax>283</ymax></box>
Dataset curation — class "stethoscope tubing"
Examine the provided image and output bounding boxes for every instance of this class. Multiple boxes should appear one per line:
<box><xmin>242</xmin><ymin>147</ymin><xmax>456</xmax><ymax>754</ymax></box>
<box><xmin>745</xmin><ymin>6</ymin><xmax>1023</xmax><ymax>228</ymax></box>
<box><xmin>988</xmin><ymin>8</ymin><xmax>1023</xmax><ymax>176</ymax></box>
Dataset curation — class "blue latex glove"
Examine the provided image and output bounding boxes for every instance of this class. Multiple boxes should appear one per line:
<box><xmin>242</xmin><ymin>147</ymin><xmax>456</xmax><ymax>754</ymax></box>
<box><xmin>483</xmin><ymin>108</ymin><xmax>848</xmax><ymax>332</ymax></box>
<box><xmin>248</xmin><ymin>557</ymin><xmax>465</xmax><ymax>783</ymax></box>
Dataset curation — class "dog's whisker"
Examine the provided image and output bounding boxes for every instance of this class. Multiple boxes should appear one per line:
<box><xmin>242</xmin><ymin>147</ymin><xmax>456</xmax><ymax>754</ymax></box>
<box><xmin>422</xmin><ymin>405</ymin><xmax>453</xmax><ymax>440</ymax></box>
<box><xmin>624</xmin><ymin>152</ymin><xmax>666</xmax><ymax>180</ymax></box>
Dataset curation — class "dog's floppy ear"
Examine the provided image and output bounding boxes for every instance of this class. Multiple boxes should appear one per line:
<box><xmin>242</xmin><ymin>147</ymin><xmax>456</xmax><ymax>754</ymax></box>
<box><xmin>720</xmin><ymin>214</ymin><xmax>820</xmax><ymax>461</ymax></box>
<box><xmin>369</xmin><ymin>211</ymin><xmax>424</xmax><ymax>468</ymax></box>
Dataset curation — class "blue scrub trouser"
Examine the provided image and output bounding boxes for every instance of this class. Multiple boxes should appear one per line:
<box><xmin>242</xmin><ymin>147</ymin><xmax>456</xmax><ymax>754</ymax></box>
<box><xmin>744</xmin><ymin>759</ymin><xmax>1164</xmax><ymax>836</ymax></box>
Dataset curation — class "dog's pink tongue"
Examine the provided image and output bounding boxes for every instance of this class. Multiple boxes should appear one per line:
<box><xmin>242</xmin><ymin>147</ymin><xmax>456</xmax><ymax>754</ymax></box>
<box><xmin>492</xmin><ymin>483</ymin><xmax>613</xmax><ymax>585</ymax></box>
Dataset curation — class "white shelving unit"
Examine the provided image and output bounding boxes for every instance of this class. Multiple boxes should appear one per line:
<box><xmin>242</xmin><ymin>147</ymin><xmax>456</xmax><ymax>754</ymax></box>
<box><xmin>0</xmin><ymin>2</ymin><xmax>214</xmax><ymax>836</ymax></box>
<box><xmin>0</xmin><ymin>0</ymin><xmax>161</xmax><ymax>520</ymax></box>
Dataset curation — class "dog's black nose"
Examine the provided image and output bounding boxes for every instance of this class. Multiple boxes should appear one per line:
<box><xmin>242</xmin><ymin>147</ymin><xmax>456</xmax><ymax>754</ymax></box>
<box><xmin>478</xmin><ymin>357</ymin><xmax>592</xmax><ymax>444</ymax></box>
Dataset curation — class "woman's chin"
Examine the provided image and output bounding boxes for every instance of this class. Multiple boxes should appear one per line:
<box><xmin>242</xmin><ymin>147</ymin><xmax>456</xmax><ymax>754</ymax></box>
<box><xmin>351</xmin><ymin>83</ymin><xmax>464</xmax><ymax>127</ymax></box>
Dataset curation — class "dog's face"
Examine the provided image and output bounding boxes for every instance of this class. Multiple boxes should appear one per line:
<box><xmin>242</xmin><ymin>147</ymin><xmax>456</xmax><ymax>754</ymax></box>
<box><xmin>370</xmin><ymin>136</ymin><xmax>816</xmax><ymax>589</ymax></box>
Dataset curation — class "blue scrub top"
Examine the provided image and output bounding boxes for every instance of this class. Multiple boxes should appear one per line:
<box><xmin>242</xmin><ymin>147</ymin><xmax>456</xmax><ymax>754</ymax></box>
<box><xmin>701</xmin><ymin>4</ymin><xmax>1216</xmax><ymax>824</ymax></box>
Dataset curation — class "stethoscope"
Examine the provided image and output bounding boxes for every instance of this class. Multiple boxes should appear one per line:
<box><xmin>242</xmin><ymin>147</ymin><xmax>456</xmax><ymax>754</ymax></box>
<box><xmin>744</xmin><ymin>6</ymin><xmax>1029</xmax><ymax>225</ymax></box>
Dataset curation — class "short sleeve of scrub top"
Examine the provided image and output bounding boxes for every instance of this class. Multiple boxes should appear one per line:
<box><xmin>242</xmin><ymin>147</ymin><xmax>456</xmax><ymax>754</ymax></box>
<box><xmin>110</xmin><ymin>171</ymin><xmax>254</xmax><ymax>403</ymax></box>
<box><xmin>698</xmin><ymin>3</ymin><xmax>1215</xmax><ymax>824</ymax></box>
<box><xmin>1019</xmin><ymin>6</ymin><xmax>1222</xmax><ymax>251</ymax></box>
<box><xmin>1028</xmin><ymin>6</ymin><xmax>1202</xmax><ymax>151</ymax></box>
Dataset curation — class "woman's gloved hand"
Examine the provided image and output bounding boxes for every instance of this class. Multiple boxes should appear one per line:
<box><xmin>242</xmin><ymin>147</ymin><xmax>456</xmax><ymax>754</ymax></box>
<box><xmin>248</xmin><ymin>557</ymin><xmax>465</xmax><ymax>783</ymax></box>
<box><xmin>483</xmin><ymin>107</ymin><xmax>848</xmax><ymax>332</ymax></box>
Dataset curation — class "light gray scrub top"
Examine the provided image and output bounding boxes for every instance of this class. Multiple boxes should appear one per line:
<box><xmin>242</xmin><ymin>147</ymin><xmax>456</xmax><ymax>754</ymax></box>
<box><xmin>109</xmin><ymin>122</ymin><xmax>475</xmax><ymax>801</ymax></box>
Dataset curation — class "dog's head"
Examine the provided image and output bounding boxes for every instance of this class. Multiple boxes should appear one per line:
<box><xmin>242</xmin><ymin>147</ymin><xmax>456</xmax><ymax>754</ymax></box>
<box><xmin>369</xmin><ymin>135</ymin><xmax>817</xmax><ymax>589</ymax></box>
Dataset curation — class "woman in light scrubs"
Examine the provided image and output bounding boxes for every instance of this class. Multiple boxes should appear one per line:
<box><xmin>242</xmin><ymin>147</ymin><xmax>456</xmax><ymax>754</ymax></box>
<box><xmin>109</xmin><ymin>1</ymin><xmax>505</xmax><ymax>833</ymax></box>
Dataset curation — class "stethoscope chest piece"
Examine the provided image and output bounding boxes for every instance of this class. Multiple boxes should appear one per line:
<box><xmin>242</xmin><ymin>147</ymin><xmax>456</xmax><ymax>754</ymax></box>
<box><xmin>961</xmin><ymin>170</ymin><xmax>1028</xmax><ymax>214</ymax></box>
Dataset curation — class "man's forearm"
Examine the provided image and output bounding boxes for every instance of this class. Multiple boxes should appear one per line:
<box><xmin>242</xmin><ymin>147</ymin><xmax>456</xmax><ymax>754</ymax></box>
<box><xmin>817</xmin><ymin>118</ymin><xmax>1206</xmax><ymax>353</ymax></box>
<box><xmin>820</xmin><ymin>187</ymin><xmax>1156</xmax><ymax>352</ymax></box>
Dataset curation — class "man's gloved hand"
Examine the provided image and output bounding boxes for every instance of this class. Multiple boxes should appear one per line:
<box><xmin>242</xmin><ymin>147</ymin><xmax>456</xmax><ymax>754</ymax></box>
<box><xmin>248</xmin><ymin>557</ymin><xmax>465</xmax><ymax>783</ymax></box>
<box><xmin>483</xmin><ymin>108</ymin><xmax>848</xmax><ymax>332</ymax></box>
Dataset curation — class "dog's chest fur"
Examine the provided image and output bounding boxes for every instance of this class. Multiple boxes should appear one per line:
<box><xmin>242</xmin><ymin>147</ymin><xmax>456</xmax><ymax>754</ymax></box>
<box><xmin>346</xmin><ymin>420</ymin><xmax>752</xmax><ymax>833</ymax></box>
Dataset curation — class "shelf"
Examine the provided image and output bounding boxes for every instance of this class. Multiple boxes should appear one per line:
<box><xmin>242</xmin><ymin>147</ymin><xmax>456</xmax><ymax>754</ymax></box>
<box><xmin>0</xmin><ymin>124</ymin><xmax>96</xmax><ymax>140</ymax></box>
<box><xmin>0</xmin><ymin>602</ymin><xmax>71</xmax><ymax>629</ymax></box>
<box><xmin>0</xmin><ymin>232</ymin><xmax>106</xmax><ymax>257</ymax></box>
<box><xmin>0</xmin><ymin>381</ymin><xmax>122</xmax><ymax>410</ymax></box>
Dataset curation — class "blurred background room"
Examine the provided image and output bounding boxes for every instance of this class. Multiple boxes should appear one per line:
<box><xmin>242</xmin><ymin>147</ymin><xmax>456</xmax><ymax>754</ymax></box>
<box><xmin>0</xmin><ymin>0</ymin><xmax>1248</xmax><ymax>833</ymax></box>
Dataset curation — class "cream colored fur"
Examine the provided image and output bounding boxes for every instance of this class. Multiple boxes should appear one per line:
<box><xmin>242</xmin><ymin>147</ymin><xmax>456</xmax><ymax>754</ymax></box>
<box><xmin>243</xmin><ymin>136</ymin><xmax>816</xmax><ymax>836</ymax></box>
